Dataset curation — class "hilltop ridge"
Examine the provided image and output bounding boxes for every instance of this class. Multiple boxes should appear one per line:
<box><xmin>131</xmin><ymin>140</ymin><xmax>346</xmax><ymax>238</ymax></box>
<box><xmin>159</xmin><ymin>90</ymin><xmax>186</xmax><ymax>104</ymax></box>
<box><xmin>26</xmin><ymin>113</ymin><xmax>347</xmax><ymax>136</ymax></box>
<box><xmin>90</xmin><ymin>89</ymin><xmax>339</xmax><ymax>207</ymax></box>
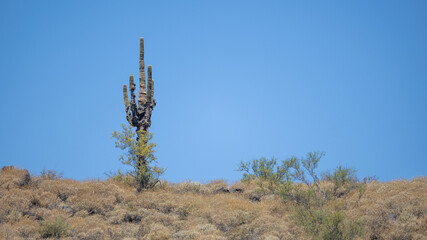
<box><xmin>0</xmin><ymin>166</ymin><xmax>426</xmax><ymax>239</ymax></box>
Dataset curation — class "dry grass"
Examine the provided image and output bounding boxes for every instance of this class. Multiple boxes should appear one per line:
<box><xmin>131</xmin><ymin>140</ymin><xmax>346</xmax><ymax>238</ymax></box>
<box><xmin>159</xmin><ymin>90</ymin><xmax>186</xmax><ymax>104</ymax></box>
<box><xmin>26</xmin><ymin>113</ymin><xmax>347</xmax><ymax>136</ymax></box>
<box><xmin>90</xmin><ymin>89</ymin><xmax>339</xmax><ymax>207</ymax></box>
<box><xmin>0</xmin><ymin>166</ymin><xmax>425</xmax><ymax>239</ymax></box>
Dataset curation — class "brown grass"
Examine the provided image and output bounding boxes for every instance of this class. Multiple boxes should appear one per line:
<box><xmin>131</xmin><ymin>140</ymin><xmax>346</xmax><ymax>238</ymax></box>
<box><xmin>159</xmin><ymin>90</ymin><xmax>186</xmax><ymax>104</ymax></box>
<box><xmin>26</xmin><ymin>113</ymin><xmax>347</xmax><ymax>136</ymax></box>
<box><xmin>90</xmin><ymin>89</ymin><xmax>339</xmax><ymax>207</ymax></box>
<box><xmin>0</xmin><ymin>166</ymin><xmax>425</xmax><ymax>239</ymax></box>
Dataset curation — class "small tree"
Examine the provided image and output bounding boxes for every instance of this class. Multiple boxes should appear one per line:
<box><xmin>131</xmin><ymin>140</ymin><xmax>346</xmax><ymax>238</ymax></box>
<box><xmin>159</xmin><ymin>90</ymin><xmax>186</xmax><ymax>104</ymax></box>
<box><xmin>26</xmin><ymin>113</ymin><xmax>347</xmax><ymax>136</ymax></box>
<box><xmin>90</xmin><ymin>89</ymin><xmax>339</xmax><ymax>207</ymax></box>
<box><xmin>112</xmin><ymin>124</ymin><xmax>164</xmax><ymax>191</ymax></box>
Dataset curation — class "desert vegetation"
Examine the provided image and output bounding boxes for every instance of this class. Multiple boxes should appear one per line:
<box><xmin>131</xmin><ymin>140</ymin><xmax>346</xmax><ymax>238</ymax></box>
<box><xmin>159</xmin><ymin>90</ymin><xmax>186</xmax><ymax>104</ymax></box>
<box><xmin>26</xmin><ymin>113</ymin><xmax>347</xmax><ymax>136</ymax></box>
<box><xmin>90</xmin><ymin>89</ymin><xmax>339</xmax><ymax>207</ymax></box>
<box><xmin>111</xmin><ymin>124</ymin><xmax>164</xmax><ymax>191</ymax></box>
<box><xmin>0</xmin><ymin>164</ymin><xmax>425</xmax><ymax>239</ymax></box>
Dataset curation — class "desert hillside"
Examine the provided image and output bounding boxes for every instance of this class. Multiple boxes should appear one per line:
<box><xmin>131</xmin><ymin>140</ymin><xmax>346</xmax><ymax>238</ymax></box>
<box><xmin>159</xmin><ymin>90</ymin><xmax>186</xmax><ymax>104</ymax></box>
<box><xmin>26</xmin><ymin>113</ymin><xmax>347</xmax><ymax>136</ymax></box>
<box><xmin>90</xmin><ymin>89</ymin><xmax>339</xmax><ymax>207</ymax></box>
<box><xmin>0</xmin><ymin>166</ymin><xmax>425</xmax><ymax>240</ymax></box>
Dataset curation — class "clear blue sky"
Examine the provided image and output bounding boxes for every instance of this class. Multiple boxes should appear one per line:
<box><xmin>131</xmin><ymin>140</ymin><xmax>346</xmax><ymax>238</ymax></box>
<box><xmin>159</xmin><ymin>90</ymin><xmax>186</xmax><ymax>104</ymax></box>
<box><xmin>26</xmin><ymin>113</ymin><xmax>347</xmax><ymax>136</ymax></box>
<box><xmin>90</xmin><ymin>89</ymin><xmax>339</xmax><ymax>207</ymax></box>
<box><xmin>1</xmin><ymin>1</ymin><xmax>426</xmax><ymax>182</ymax></box>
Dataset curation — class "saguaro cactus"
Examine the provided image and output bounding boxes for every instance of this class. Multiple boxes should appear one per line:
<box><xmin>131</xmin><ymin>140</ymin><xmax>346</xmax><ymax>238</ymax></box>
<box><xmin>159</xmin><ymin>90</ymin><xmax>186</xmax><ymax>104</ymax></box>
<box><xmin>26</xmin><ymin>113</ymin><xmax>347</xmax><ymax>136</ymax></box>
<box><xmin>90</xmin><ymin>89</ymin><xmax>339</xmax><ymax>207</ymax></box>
<box><xmin>115</xmin><ymin>37</ymin><xmax>162</xmax><ymax>191</ymax></box>
<box><xmin>123</xmin><ymin>37</ymin><xmax>156</xmax><ymax>133</ymax></box>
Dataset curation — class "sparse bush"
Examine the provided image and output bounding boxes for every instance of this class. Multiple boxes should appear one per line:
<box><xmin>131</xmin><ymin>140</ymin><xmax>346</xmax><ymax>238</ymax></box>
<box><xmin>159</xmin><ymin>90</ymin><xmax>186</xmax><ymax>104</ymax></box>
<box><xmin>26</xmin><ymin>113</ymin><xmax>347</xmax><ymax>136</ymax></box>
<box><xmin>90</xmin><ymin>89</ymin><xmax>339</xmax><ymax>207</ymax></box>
<box><xmin>175</xmin><ymin>181</ymin><xmax>205</xmax><ymax>194</ymax></box>
<box><xmin>40</xmin><ymin>168</ymin><xmax>63</xmax><ymax>180</ymax></box>
<box><xmin>112</xmin><ymin>124</ymin><xmax>165</xmax><ymax>191</ymax></box>
<box><xmin>321</xmin><ymin>165</ymin><xmax>358</xmax><ymax>197</ymax></box>
<box><xmin>295</xmin><ymin>207</ymin><xmax>364</xmax><ymax>240</ymax></box>
<box><xmin>176</xmin><ymin>204</ymin><xmax>196</xmax><ymax>220</ymax></box>
<box><xmin>282</xmin><ymin>153</ymin><xmax>366</xmax><ymax>239</ymax></box>
<box><xmin>174</xmin><ymin>180</ymin><xmax>230</xmax><ymax>195</ymax></box>
<box><xmin>237</xmin><ymin>157</ymin><xmax>293</xmax><ymax>192</ymax></box>
<box><xmin>238</xmin><ymin>152</ymin><xmax>327</xmax><ymax>204</ymax></box>
<box><xmin>172</xmin><ymin>230</ymin><xmax>200</xmax><ymax>239</ymax></box>
<box><xmin>238</xmin><ymin>152</ymin><xmax>367</xmax><ymax>239</ymax></box>
<box><xmin>18</xmin><ymin>169</ymin><xmax>31</xmax><ymax>187</ymax></box>
<box><xmin>39</xmin><ymin>217</ymin><xmax>68</xmax><ymax>238</ymax></box>
<box><xmin>0</xmin><ymin>166</ymin><xmax>31</xmax><ymax>187</ymax></box>
<box><xmin>106</xmin><ymin>169</ymin><xmax>137</xmax><ymax>187</ymax></box>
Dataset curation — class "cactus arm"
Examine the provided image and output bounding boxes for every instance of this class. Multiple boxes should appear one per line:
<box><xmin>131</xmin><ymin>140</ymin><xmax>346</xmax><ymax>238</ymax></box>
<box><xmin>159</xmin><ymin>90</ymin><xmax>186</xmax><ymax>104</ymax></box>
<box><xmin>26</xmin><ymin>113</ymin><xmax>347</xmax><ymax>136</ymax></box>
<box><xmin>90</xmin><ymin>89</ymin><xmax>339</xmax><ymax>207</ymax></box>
<box><xmin>138</xmin><ymin>37</ymin><xmax>147</xmax><ymax>106</ymax></box>
<box><xmin>129</xmin><ymin>75</ymin><xmax>137</xmax><ymax>115</ymax></box>
<box><xmin>123</xmin><ymin>84</ymin><xmax>133</xmax><ymax>125</ymax></box>
<box><xmin>123</xmin><ymin>84</ymin><xmax>130</xmax><ymax>108</ymax></box>
<box><xmin>147</xmin><ymin>65</ymin><xmax>153</xmax><ymax>104</ymax></box>
<box><xmin>150</xmin><ymin>78</ymin><xmax>154</xmax><ymax>105</ymax></box>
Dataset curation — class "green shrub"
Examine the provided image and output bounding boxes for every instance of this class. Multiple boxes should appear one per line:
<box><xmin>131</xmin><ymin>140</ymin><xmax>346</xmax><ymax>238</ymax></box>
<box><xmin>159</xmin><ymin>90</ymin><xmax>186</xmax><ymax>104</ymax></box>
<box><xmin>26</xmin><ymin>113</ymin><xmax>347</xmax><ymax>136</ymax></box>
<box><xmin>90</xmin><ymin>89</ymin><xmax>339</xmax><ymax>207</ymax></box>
<box><xmin>237</xmin><ymin>157</ymin><xmax>293</xmax><ymax>192</ymax></box>
<box><xmin>112</xmin><ymin>124</ymin><xmax>165</xmax><ymax>191</ymax></box>
<box><xmin>238</xmin><ymin>152</ymin><xmax>366</xmax><ymax>239</ymax></box>
<box><xmin>321</xmin><ymin>165</ymin><xmax>358</xmax><ymax>197</ymax></box>
<box><xmin>238</xmin><ymin>152</ymin><xmax>327</xmax><ymax>205</ymax></box>
<box><xmin>295</xmin><ymin>207</ymin><xmax>364</xmax><ymax>240</ymax></box>
<box><xmin>39</xmin><ymin>218</ymin><xmax>68</xmax><ymax>238</ymax></box>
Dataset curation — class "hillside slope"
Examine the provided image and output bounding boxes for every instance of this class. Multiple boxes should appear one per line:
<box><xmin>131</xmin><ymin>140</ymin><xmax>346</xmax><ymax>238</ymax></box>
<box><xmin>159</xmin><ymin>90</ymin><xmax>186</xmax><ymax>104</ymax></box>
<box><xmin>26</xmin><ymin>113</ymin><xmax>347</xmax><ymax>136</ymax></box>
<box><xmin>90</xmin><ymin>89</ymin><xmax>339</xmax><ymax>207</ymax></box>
<box><xmin>0</xmin><ymin>166</ymin><xmax>426</xmax><ymax>239</ymax></box>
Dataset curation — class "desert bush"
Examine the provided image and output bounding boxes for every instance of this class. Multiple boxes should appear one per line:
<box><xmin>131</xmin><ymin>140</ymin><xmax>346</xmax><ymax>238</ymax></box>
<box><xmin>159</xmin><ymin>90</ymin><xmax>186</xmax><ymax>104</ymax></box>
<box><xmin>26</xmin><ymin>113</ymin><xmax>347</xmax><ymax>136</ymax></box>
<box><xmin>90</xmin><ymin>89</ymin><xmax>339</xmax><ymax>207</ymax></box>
<box><xmin>240</xmin><ymin>152</ymin><xmax>367</xmax><ymax>206</ymax></box>
<box><xmin>295</xmin><ymin>207</ymin><xmax>364</xmax><ymax>240</ymax></box>
<box><xmin>238</xmin><ymin>152</ymin><xmax>367</xmax><ymax>239</ymax></box>
<box><xmin>39</xmin><ymin>217</ymin><xmax>68</xmax><ymax>238</ymax></box>
<box><xmin>112</xmin><ymin>124</ymin><xmax>165</xmax><ymax>191</ymax></box>
<box><xmin>173</xmin><ymin>180</ymin><xmax>230</xmax><ymax>195</ymax></box>
<box><xmin>210</xmin><ymin>210</ymin><xmax>254</xmax><ymax>233</ymax></box>
<box><xmin>321</xmin><ymin>165</ymin><xmax>358</xmax><ymax>197</ymax></box>
<box><xmin>13</xmin><ymin>218</ymin><xmax>40</xmax><ymax>239</ymax></box>
<box><xmin>172</xmin><ymin>230</ymin><xmax>200</xmax><ymax>239</ymax></box>
<box><xmin>195</xmin><ymin>224</ymin><xmax>223</xmax><ymax>236</ymax></box>
<box><xmin>204</xmin><ymin>180</ymin><xmax>229</xmax><ymax>194</ymax></box>
<box><xmin>174</xmin><ymin>181</ymin><xmax>204</xmax><ymax>193</ymax></box>
<box><xmin>0</xmin><ymin>166</ymin><xmax>31</xmax><ymax>188</ymax></box>
<box><xmin>238</xmin><ymin>157</ymin><xmax>293</xmax><ymax>192</ymax></box>
<box><xmin>76</xmin><ymin>227</ymin><xmax>104</xmax><ymax>240</ymax></box>
<box><xmin>322</xmin><ymin>165</ymin><xmax>358</xmax><ymax>185</ymax></box>
<box><xmin>282</xmin><ymin>153</ymin><xmax>366</xmax><ymax>239</ymax></box>
<box><xmin>40</xmin><ymin>168</ymin><xmax>63</xmax><ymax>180</ymax></box>
<box><xmin>238</xmin><ymin>152</ymin><xmax>326</xmax><ymax>204</ymax></box>
<box><xmin>106</xmin><ymin>169</ymin><xmax>137</xmax><ymax>188</ymax></box>
<box><xmin>245</xmin><ymin>215</ymin><xmax>293</xmax><ymax>239</ymax></box>
<box><xmin>140</xmin><ymin>223</ymin><xmax>173</xmax><ymax>240</ymax></box>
